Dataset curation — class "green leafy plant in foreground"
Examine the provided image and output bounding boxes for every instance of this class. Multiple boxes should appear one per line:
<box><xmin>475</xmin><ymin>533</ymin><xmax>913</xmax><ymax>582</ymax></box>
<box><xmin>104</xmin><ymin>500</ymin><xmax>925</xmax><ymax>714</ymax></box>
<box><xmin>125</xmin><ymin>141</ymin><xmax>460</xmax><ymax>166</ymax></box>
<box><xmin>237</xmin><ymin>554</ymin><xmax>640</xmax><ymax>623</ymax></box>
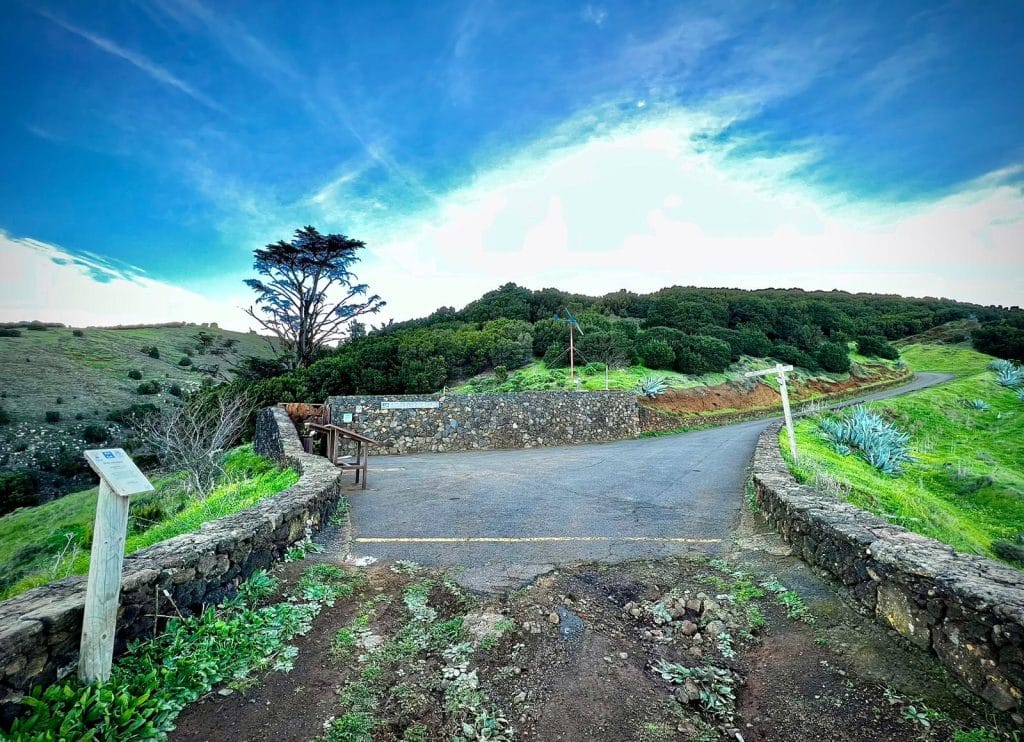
<box><xmin>653</xmin><ymin>660</ymin><xmax>735</xmax><ymax>720</ymax></box>
<box><xmin>7</xmin><ymin>565</ymin><xmax>341</xmax><ymax>741</ymax></box>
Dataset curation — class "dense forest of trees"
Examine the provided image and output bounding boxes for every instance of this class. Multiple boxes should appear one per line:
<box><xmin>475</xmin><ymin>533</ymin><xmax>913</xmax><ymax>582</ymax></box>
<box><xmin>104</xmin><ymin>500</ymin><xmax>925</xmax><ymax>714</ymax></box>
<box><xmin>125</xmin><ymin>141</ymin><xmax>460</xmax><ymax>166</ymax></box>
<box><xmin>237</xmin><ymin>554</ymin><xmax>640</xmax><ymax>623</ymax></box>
<box><xmin>220</xmin><ymin>283</ymin><xmax>1020</xmax><ymax>407</ymax></box>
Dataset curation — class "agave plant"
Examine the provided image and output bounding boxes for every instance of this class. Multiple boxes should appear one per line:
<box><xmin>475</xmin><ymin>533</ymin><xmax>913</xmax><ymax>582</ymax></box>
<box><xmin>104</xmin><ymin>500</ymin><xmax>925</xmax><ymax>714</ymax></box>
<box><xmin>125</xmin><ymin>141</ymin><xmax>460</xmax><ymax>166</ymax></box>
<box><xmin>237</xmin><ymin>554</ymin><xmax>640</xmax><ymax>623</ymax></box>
<box><xmin>990</xmin><ymin>359</ymin><xmax>1024</xmax><ymax>388</ymax></box>
<box><xmin>636</xmin><ymin>375</ymin><xmax>668</xmax><ymax>398</ymax></box>
<box><xmin>963</xmin><ymin>399</ymin><xmax>991</xmax><ymax>411</ymax></box>
<box><xmin>817</xmin><ymin>405</ymin><xmax>913</xmax><ymax>476</ymax></box>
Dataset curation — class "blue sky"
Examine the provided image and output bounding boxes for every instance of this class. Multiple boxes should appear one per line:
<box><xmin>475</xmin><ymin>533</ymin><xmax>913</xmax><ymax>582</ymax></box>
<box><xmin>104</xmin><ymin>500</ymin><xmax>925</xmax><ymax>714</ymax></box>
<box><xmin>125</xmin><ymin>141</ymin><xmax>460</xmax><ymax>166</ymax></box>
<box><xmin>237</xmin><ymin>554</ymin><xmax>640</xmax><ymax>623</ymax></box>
<box><xmin>2</xmin><ymin>0</ymin><xmax>1022</xmax><ymax>329</ymax></box>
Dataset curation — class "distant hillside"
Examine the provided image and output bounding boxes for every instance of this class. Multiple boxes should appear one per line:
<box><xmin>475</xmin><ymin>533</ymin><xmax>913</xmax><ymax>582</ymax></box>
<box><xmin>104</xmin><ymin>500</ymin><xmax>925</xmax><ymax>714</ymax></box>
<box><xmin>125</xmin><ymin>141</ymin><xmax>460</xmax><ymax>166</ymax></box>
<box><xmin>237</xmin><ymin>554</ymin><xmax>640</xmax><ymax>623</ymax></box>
<box><xmin>0</xmin><ymin>322</ymin><xmax>278</xmax><ymax>497</ymax></box>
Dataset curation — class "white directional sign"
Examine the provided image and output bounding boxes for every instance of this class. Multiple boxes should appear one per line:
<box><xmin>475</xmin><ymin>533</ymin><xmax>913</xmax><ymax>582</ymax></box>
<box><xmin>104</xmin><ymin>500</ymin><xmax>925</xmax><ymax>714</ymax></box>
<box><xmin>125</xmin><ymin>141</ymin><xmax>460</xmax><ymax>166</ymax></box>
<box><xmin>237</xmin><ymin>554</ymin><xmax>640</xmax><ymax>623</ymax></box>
<box><xmin>84</xmin><ymin>448</ymin><xmax>155</xmax><ymax>497</ymax></box>
<box><xmin>381</xmin><ymin>400</ymin><xmax>440</xmax><ymax>410</ymax></box>
<box><xmin>745</xmin><ymin>364</ymin><xmax>798</xmax><ymax>460</ymax></box>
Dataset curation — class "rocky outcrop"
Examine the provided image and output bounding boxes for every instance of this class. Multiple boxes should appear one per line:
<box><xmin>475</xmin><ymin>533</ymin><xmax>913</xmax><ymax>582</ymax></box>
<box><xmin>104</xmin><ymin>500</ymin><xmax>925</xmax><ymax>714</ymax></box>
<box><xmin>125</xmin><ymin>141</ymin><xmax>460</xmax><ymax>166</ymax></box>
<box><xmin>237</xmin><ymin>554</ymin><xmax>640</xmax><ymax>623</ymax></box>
<box><xmin>752</xmin><ymin>422</ymin><xmax>1024</xmax><ymax>715</ymax></box>
<box><xmin>0</xmin><ymin>407</ymin><xmax>343</xmax><ymax>724</ymax></box>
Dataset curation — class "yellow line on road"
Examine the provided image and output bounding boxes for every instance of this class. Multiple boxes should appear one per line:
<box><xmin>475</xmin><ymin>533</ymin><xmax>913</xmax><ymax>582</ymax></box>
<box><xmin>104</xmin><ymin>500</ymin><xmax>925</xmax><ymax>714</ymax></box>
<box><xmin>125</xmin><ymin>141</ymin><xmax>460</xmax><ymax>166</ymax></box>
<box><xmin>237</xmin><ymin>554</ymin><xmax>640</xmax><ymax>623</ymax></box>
<box><xmin>354</xmin><ymin>536</ymin><xmax>721</xmax><ymax>544</ymax></box>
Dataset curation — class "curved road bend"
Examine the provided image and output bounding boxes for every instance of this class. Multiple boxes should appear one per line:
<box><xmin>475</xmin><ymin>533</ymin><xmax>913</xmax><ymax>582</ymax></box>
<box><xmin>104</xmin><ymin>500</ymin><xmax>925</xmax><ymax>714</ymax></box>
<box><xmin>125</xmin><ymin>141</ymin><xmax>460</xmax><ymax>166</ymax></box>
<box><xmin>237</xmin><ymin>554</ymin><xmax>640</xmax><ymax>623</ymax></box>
<box><xmin>345</xmin><ymin>372</ymin><xmax>952</xmax><ymax>590</ymax></box>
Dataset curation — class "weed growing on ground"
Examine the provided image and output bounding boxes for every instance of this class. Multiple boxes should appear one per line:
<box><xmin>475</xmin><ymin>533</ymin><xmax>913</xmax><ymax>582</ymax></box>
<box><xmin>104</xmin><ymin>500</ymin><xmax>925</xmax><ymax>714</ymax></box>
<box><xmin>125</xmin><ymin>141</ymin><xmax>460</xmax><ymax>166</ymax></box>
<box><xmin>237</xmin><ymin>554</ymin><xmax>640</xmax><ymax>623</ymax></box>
<box><xmin>328</xmin><ymin>497</ymin><xmax>349</xmax><ymax>527</ymax></box>
<box><xmin>653</xmin><ymin>660</ymin><xmax>736</xmax><ymax>721</ymax></box>
<box><xmin>953</xmin><ymin>728</ymin><xmax>999</xmax><ymax>742</ymax></box>
<box><xmin>326</xmin><ymin>577</ymin><xmax>513</xmax><ymax>741</ymax></box>
<box><xmin>760</xmin><ymin>578</ymin><xmax>815</xmax><ymax>624</ymax></box>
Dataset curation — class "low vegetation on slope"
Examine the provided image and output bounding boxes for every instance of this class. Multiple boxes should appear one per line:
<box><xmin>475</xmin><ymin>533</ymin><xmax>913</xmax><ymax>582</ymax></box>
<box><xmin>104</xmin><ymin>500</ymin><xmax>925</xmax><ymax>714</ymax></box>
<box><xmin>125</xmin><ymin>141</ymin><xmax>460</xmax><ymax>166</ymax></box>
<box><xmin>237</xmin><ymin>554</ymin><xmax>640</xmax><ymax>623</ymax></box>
<box><xmin>0</xmin><ymin>445</ymin><xmax>297</xmax><ymax>600</ymax></box>
<box><xmin>452</xmin><ymin>348</ymin><xmax>904</xmax><ymax>397</ymax></box>
<box><xmin>0</xmin><ymin>322</ymin><xmax>279</xmax><ymax>496</ymax></box>
<box><xmin>787</xmin><ymin>344</ymin><xmax>1024</xmax><ymax>566</ymax></box>
<box><xmin>221</xmin><ymin>283</ymin><xmax>1013</xmax><ymax>410</ymax></box>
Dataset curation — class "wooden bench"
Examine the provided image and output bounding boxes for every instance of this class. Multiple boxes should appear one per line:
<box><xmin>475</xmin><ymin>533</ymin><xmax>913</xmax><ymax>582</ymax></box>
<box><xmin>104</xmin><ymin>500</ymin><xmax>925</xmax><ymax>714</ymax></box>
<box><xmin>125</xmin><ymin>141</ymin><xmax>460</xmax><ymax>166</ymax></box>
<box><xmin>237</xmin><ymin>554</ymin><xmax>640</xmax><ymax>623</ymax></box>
<box><xmin>308</xmin><ymin>423</ymin><xmax>380</xmax><ymax>489</ymax></box>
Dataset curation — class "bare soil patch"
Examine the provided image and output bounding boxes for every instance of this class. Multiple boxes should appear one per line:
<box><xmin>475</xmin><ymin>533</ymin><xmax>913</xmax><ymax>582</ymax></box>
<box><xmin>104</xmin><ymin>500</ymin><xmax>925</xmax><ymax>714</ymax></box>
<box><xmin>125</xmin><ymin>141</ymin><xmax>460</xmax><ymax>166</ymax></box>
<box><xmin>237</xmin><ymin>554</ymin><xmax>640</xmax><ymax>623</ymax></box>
<box><xmin>170</xmin><ymin>556</ymin><xmax>999</xmax><ymax>741</ymax></box>
<box><xmin>647</xmin><ymin>365</ymin><xmax>904</xmax><ymax>417</ymax></box>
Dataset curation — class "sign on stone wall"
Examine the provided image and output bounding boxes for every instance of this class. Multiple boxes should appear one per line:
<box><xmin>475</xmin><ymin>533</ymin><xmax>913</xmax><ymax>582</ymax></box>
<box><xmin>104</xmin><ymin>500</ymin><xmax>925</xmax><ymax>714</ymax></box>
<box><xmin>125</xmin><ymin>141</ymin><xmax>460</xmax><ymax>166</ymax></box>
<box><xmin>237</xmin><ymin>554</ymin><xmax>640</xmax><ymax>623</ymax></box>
<box><xmin>381</xmin><ymin>400</ymin><xmax>440</xmax><ymax>410</ymax></box>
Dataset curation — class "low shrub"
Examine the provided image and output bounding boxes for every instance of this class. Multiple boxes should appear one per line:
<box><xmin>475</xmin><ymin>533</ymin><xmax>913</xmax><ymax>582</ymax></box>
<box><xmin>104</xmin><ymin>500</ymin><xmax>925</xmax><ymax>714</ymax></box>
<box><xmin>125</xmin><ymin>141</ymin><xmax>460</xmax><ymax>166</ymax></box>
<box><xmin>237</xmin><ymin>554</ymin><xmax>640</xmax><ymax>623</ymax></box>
<box><xmin>168</xmin><ymin>383</ymin><xmax>184</xmax><ymax>397</ymax></box>
<box><xmin>82</xmin><ymin>424</ymin><xmax>108</xmax><ymax>444</ymax></box>
<box><xmin>178</xmin><ymin>356</ymin><xmax>193</xmax><ymax>367</ymax></box>
<box><xmin>72</xmin><ymin>329</ymin><xmax>84</xmax><ymax>337</ymax></box>
<box><xmin>770</xmin><ymin>342</ymin><xmax>820</xmax><ymax>372</ymax></box>
<box><xmin>637</xmin><ymin>338</ymin><xmax>675</xmax><ymax>370</ymax></box>
<box><xmin>816</xmin><ymin>341</ymin><xmax>851</xmax><ymax>373</ymax></box>
<box><xmin>137</xmin><ymin>380</ymin><xmax>161</xmax><ymax>395</ymax></box>
<box><xmin>106</xmin><ymin>403</ymin><xmax>159</xmax><ymax>424</ymax></box>
<box><xmin>0</xmin><ymin>471</ymin><xmax>37</xmax><ymax>516</ymax></box>
<box><xmin>855</xmin><ymin>335</ymin><xmax>900</xmax><ymax>360</ymax></box>
<box><xmin>146</xmin><ymin>346</ymin><xmax>160</xmax><ymax>359</ymax></box>
<box><xmin>0</xmin><ymin>328</ymin><xmax>22</xmax><ymax>337</ymax></box>
<box><xmin>0</xmin><ymin>406</ymin><xmax>10</xmax><ymax>425</ymax></box>
<box><xmin>45</xmin><ymin>410</ymin><xmax>61</xmax><ymax>423</ymax></box>
<box><xmin>493</xmin><ymin>365</ymin><xmax>508</xmax><ymax>383</ymax></box>
<box><xmin>128</xmin><ymin>368</ymin><xmax>143</xmax><ymax>380</ymax></box>
<box><xmin>992</xmin><ymin>536</ymin><xmax>1024</xmax><ymax>564</ymax></box>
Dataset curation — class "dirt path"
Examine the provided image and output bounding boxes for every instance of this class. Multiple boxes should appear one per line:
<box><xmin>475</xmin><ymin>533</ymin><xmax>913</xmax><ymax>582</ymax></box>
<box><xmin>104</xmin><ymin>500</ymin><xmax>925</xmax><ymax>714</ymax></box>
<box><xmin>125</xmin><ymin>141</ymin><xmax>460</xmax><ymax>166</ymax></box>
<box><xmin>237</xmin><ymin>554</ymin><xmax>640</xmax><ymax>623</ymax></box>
<box><xmin>171</xmin><ymin>551</ymin><xmax>1003</xmax><ymax>741</ymax></box>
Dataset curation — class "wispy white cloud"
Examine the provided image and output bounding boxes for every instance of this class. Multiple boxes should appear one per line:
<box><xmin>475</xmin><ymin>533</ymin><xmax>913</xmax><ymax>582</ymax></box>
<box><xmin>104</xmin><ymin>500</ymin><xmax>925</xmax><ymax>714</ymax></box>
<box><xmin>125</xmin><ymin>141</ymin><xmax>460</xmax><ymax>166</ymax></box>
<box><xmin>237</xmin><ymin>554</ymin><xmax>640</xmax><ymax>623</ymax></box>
<box><xmin>146</xmin><ymin>0</ymin><xmax>301</xmax><ymax>89</ymax></box>
<box><xmin>0</xmin><ymin>232</ymin><xmax>252</xmax><ymax>330</ymax></box>
<box><xmin>38</xmin><ymin>9</ymin><xmax>227</xmax><ymax>115</ymax></box>
<box><xmin>342</xmin><ymin>105</ymin><xmax>1024</xmax><ymax>322</ymax></box>
<box><xmin>581</xmin><ymin>5</ymin><xmax>608</xmax><ymax>27</ymax></box>
<box><xmin>856</xmin><ymin>37</ymin><xmax>944</xmax><ymax>111</ymax></box>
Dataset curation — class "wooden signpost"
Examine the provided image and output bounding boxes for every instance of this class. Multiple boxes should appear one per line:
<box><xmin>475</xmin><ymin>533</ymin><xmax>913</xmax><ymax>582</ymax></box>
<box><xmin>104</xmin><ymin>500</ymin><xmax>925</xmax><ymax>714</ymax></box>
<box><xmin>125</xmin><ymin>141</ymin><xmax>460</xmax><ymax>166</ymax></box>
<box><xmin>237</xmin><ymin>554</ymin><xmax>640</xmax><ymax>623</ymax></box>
<box><xmin>745</xmin><ymin>363</ymin><xmax>798</xmax><ymax>461</ymax></box>
<box><xmin>80</xmin><ymin>448</ymin><xmax>154</xmax><ymax>683</ymax></box>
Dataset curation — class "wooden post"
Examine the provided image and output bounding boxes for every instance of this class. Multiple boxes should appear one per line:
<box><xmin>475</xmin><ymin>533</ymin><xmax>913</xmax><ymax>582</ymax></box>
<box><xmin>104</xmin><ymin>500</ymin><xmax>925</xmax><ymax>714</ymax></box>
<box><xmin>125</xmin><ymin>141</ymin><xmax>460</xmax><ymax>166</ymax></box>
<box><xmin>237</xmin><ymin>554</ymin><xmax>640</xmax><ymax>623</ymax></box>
<box><xmin>745</xmin><ymin>363</ymin><xmax>798</xmax><ymax>461</ymax></box>
<box><xmin>80</xmin><ymin>448</ymin><xmax>153</xmax><ymax>684</ymax></box>
<box><xmin>568</xmin><ymin>319</ymin><xmax>575</xmax><ymax>390</ymax></box>
<box><xmin>776</xmin><ymin>366</ymin><xmax>798</xmax><ymax>461</ymax></box>
<box><xmin>79</xmin><ymin>479</ymin><xmax>130</xmax><ymax>683</ymax></box>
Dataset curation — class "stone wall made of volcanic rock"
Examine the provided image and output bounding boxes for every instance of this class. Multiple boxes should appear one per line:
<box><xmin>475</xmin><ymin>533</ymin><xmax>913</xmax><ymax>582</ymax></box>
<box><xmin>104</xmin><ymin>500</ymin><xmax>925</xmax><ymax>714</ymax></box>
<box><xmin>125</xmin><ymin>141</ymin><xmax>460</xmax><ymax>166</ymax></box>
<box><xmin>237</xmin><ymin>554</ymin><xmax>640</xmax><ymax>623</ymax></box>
<box><xmin>0</xmin><ymin>407</ymin><xmax>342</xmax><ymax>724</ymax></box>
<box><xmin>752</xmin><ymin>422</ymin><xmax>1024</xmax><ymax>715</ymax></box>
<box><xmin>325</xmin><ymin>392</ymin><xmax>640</xmax><ymax>454</ymax></box>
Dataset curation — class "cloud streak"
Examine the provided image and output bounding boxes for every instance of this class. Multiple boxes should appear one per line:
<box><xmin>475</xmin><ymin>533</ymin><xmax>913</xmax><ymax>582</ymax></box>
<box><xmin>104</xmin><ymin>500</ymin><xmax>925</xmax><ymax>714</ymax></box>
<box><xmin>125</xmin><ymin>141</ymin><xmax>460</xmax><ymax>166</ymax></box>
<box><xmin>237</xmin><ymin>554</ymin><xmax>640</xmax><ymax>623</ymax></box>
<box><xmin>38</xmin><ymin>9</ymin><xmax>227</xmax><ymax>115</ymax></box>
<box><xmin>0</xmin><ymin>232</ymin><xmax>252</xmax><ymax>330</ymax></box>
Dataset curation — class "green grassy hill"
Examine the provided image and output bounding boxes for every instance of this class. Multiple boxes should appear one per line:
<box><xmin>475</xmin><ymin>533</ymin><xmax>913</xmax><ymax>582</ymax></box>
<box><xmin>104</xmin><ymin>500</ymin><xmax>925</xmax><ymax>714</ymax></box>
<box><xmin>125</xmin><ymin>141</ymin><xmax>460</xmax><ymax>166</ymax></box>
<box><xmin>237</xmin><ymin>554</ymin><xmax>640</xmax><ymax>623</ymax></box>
<box><xmin>787</xmin><ymin>344</ymin><xmax>1024</xmax><ymax>567</ymax></box>
<box><xmin>0</xmin><ymin>323</ymin><xmax>275</xmax><ymax>426</ymax></box>
<box><xmin>0</xmin><ymin>323</ymin><xmax>278</xmax><ymax>497</ymax></box>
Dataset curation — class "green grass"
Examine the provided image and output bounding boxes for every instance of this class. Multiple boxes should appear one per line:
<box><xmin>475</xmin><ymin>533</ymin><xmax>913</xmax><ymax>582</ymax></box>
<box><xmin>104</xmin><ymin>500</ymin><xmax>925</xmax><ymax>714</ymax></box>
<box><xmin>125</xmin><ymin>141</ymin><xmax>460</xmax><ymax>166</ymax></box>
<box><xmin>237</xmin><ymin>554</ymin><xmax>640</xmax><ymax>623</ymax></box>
<box><xmin>0</xmin><ymin>445</ymin><xmax>298</xmax><ymax>599</ymax></box>
<box><xmin>786</xmin><ymin>344</ymin><xmax>1024</xmax><ymax>565</ymax></box>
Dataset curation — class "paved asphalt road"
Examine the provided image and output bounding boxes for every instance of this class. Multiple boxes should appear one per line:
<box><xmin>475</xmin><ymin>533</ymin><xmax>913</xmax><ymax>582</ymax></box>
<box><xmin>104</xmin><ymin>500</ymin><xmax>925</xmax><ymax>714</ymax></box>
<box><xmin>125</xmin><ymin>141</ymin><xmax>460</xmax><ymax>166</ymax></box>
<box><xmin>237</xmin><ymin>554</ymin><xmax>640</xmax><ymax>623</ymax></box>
<box><xmin>346</xmin><ymin>373</ymin><xmax>952</xmax><ymax>590</ymax></box>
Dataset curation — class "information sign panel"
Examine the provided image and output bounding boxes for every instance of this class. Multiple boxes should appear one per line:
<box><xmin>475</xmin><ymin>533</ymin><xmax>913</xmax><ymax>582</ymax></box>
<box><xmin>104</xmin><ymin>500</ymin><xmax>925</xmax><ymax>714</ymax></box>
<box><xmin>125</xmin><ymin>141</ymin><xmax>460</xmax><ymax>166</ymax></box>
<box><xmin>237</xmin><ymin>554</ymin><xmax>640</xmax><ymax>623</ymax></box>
<box><xmin>84</xmin><ymin>448</ymin><xmax>155</xmax><ymax>497</ymax></box>
<box><xmin>381</xmin><ymin>400</ymin><xmax>440</xmax><ymax>410</ymax></box>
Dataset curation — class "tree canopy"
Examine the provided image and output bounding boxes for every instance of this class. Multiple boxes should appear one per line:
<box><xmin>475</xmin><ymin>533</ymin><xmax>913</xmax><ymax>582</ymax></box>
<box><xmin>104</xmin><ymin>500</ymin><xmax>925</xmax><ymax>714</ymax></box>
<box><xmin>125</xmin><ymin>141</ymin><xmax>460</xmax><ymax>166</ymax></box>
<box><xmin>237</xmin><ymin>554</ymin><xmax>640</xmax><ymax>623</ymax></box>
<box><xmin>244</xmin><ymin>226</ymin><xmax>385</xmax><ymax>368</ymax></box>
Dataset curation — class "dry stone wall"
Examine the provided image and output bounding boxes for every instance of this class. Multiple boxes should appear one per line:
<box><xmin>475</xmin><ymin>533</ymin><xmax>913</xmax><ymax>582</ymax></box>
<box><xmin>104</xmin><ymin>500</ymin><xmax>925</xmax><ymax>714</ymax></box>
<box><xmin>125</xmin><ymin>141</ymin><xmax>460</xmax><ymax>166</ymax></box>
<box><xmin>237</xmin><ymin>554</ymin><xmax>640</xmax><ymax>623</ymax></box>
<box><xmin>326</xmin><ymin>391</ymin><xmax>639</xmax><ymax>454</ymax></box>
<box><xmin>0</xmin><ymin>407</ymin><xmax>343</xmax><ymax>725</ymax></box>
<box><xmin>752</xmin><ymin>423</ymin><xmax>1024</xmax><ymax>715</ymax></box>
